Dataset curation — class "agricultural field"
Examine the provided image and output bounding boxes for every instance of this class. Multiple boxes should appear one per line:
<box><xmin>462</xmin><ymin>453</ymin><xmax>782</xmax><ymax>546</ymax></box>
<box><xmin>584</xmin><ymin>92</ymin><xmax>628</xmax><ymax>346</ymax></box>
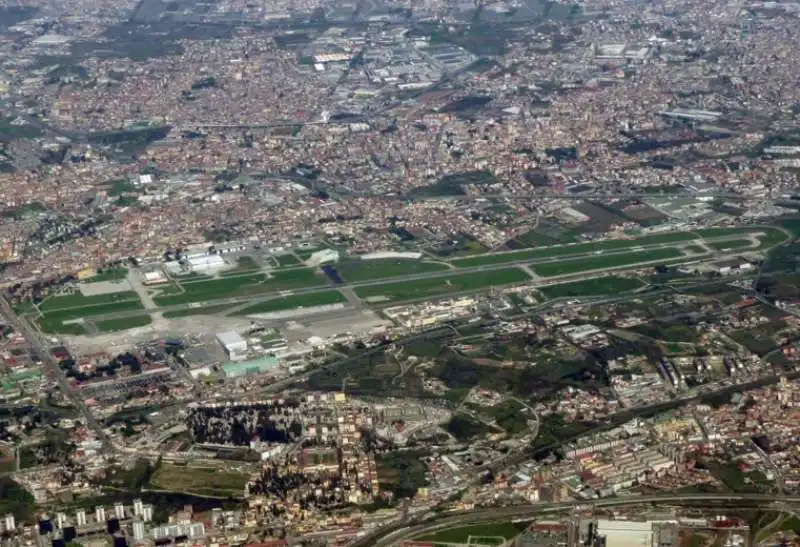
<box><xmin>232</xmin><ymin>290</ymin><xmax>347</xmax><ymax>315</ymax></box>
<box><xmin>539</xmin><ymin>276</ymin><xmax>644</xmax><ymax>299</ymax></box>
<box><xmin>154</xmin><ymin>269</ymin><xmax>326</xmax><ymax>306</ymax></box>
<box><xmin>335</xmin><ymin>259</ymin><xmax>450</xmax><ymax>282</ymax></box>
<box><xmin>148</xmin><ymin>463</ymin><xmax>250</xmax><ymax>498</ymax></box>
<box><xmin>94</xmin><ymin>315</ymin><xmax>153</xmax><ymax>333</ymax></box>
<box><xmin>354</xmin><ymin>268</ymin><xmax>530</xmax><ymax>302</ymax></box>
<box><xmin>532</xmin><ymin>248</ymin><xmax>683</xmax><ymax>277</ymax></box>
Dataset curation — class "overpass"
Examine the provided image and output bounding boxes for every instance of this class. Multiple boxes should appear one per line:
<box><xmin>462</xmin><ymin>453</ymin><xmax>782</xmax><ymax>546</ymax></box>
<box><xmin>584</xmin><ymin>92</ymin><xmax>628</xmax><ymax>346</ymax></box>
<box><xmin>355</xmin><ymin>494</ymin><xmax>800</xmax><ymax>547</ymax></box>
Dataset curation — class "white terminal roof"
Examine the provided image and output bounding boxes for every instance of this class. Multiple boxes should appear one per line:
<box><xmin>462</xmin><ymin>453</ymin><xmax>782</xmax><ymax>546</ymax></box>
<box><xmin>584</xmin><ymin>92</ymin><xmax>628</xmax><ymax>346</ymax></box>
<box><xmin>216</xmin><ymin>331</ymin><xmax>246</xmax><ymax>347</ymax></box>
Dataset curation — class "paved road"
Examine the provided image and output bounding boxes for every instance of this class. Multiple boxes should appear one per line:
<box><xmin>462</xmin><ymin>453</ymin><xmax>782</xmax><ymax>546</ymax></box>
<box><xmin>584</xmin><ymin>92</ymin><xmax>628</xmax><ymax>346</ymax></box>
<box><xmin>51</xmin><ymin>231</ymin><xmax>774</xmax><ymax>324</ymax></box>
<box><xmin>357</xmin><ymin>494</ymin><xmax>800</xmax><ymax>547</ymax></box>
<box><xmin>0</xmin><ymin>295</ymin><xmax>113</xmax><ymax>450</ymax></box>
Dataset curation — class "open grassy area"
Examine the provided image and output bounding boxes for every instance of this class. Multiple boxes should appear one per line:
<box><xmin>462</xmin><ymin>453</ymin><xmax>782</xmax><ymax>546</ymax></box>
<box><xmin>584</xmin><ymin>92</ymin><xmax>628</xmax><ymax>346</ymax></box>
<box><xmin>84</xmin><ymin>268</ymin><xmax>128</xmax><ymax>283</ymax></box>
<box><xmin>336</xmin><ymin>259</ymin><xmax>450</xmax><ymax>282</ymax></box>
<box><xmin>232</xmin><ymin>290</ymin><xmax>347</xmax><ymax>315</ymax></box>
<box><xmin>148</xmin><ymin>463</ymin><xmax>249</xmax><ymax>498</ymax></box>
<box><xmin>39</xmin><ymin>291</ymin><xmax>140</xmax><ymax>311</ymax></box>
<box><xmin>707</xmin><ymin>239</ymin><xmax>754</xmax><ymax>251</ymax></box>
<box><xmin>275</xmin><ymin>253</ymin><xmax>301</xmax><ymax>267</ymax></box>
<box><xmin>417</xmin><ymin>522</ymin><xmax>528</xmax><ymax>543</ymax></box>
<box><xmin>94</xmin><ymin>314</ymin><xmax>152</xmax><ymax>332</ymax></box>
<box><xmin>452</xmin><ymin>231</ymin><xmax>697</xmax><ymax>268</ymax></box>
<box><xmin>154</xmin><ymin>269</ymin><xmax>326</xmax><ymax>306</ymax></box>
<box><xmin>532</xmin><ymin>248</ymin><xmax>683</xmax><ymax>277</ymax></box>
<box><xmin>539</xmin><ymin>276</ymin><xmax>644</xmax><ymax>299</ymax></box>
<box><xmin>37</xmin><ymin>297</ymin><xmax>145</xmax><ymax>334</ymax></box>
<box><xmin>354</xmin><ymin>268</ymin><xmax>530</xmax><ymax>302</ymax></box>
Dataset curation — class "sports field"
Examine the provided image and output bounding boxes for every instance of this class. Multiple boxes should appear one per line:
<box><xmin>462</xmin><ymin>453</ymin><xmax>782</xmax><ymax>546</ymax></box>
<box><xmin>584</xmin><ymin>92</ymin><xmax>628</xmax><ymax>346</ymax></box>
<box><xmin>532</xmin><ymin>248</ymin><xmax>683</xmax><ymax>277</ymax></box>
<box><xmin>539</xmin><ymin>276</ymin><xmax>644</xmax><ymax>299</ymax></box>
<box><xmin>232</xmin><ymin>290</ymin><xmax>347</xmax><ymax>315</ymax></box>
<box><xmin>354</xmin><ymin>268</ymin><xmax>530</xmax><ymax>302</ymax></box>
<box><xmin>154</xmin><ymin>269</ymin><xmax>326</xmax><ymax>306</ymax></box>
<box><xmin>336</xmin><ymin>259</ymin><xmax>450</xmax><ymax>282</ymax></box>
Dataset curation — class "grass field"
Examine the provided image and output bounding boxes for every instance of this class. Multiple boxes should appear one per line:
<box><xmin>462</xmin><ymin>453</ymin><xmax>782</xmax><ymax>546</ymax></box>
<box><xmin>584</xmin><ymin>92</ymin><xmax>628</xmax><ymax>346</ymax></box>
<box><xmin>275</xmin><ymin>253</ymin><xmax>301</xmax><ymax>267</ymax></box>
<box><xmin>354</xmin><ymin>268</ymin><xmax>530</xmax><ymax>302</ymax></box>
<box><xmin>539</xmin><ymin>276</ymin><xmax>644</xmax><ymax>299</ymax></box>
<box><xmin>451</xmin><ymin>227</ymin><xmax>786</xmax><ymax>269</ymax></box>
<box><xmin>39</xmin><ymin>291</ymin><xmax>141</xmax><ymax>311</ymax></box>
<box><xmin>452</xmin><ymin>231</ymin><xmax>698</xmax><ymax>268</ymax></box>
<box><xmin>707</xmin><ymin>239</ymin><xmax>754</xmax><ymax>251</ymax></box>
<box><xmin>84</xmin><ymin>268</ymin><xmax>128</xmax><ymax>283</ymax></box>
<box><xmin>162</xmin><ymin>304</ymin><xmax>235</xmax><ymax>318</ymax></box>
<box><xmin>148</xmin><ymin>463</ymin><xmax>249</xmax><ymax>498</ymax></box>
<box><xmin>154</xmin><ymin>269</ymin><xmax>326</xmax><ymax>306</ymax></box>
<box><xmin>94</xmin><ymin>314</ymin><xmax>152</xmax><ymax>332</ymax></box>
<box><xmin>37</xmin><ymin>298</ymin><xmax>145</xmax><ymax>333</ymax></box>
<box><xmin>532</xmin><ymin>248</ymin><xmax>683</xmax><ymax>277</ymax></box>
<box><xmin>336</xmin><ymin>259</ymin><xmax>450</xmax><ymax>282</ymax></box>
<box><xmin>417</xmin><ymin>522</ymin><xmax>528</xmax><ymax>543</ymax></box>
<box><xmin>232</xmin><ymin>290</ymin><xmax>347</xmax><ymax>315</ymax></box>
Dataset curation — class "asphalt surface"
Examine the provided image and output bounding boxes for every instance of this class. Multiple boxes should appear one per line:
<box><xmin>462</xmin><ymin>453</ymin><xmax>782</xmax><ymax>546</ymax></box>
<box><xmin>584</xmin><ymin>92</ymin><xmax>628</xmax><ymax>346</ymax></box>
<box><xmin>52</xmin><ymin>230</ymin><xmax>778</xmax><ymax>324</ymax></box>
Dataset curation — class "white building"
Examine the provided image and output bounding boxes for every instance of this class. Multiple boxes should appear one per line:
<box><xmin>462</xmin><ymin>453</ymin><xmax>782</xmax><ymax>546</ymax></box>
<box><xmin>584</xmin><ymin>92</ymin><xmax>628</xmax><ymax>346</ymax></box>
<box><xmin>133</xmin><ymin>520</ymin><xmax>146</xmax><ymax>542</ymax></box>
<box><xmin>187</xmin><ymin>254</ymin><xmax>226</xmax><ymax>273</ymax></box>
<box><xmin>306</xmin><ymin>249</ymin><xmax>340</xmax><ymax>266</ymax></box>
<box><xmin>217</xmin><ymin>331</ymin><xmax>248</xmax><ymax>361</ymax></box>
<box><xmin>4</xmin><ymin>513</ymin><xmax>14</xmax><ymax>532</ymax></box>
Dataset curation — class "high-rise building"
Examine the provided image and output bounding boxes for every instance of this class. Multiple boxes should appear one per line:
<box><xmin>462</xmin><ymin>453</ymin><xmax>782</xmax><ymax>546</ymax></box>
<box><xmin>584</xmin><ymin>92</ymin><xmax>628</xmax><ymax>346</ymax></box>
<box><xmin>4</xmin><ymin>513</ymin><xmax>15</xmax><ymax>532</ymax></box>
<box><xmin>141</xmin><ymin>506</ymin><xmax>153</xmax><ymax>523</ymax></box>
<box><xmin>75</xmin><ymin>510</ymin><xmax>87</xmax><ymax>527</ymax></box>
<box><xmin>55</xmin><ymin>513</ymin><xmax>66</xmax><ymax>530</ymax></box>
<box><xmin>95</xmin><ymin>506</ymin><xmax>106</xmax><ymax>523</ymax></box>
<box><xmin>133</xmin><ymin>499</ymin><xmax>143</xmax><ymax>517</ymax></box>
<box><xmin>114</xmin><ymin>503</ymin><xmax>125</xmax><ymax>520</ymax></box>
<box><xmin>132</xmin><ymin>520</ymin><xmax>145</xmax><ymax>542</ymax></box>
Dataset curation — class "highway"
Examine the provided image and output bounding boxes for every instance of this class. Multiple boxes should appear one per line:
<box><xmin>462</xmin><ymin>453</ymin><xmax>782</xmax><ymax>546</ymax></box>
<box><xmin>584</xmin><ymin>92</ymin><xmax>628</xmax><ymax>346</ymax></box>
<box><xmin>355</xmin><ymin>494</ymin><xmax>800</xmax><ymax>547</ymax></box>
<box><xmin>0</xmin><ymin>295</ymin><xmax>113</xmax><ymax>450</ymax></box>
<box><xmin>53</xmin><ymin>230</ymin><xmax>777</xmax><ymax>324</ymax></box>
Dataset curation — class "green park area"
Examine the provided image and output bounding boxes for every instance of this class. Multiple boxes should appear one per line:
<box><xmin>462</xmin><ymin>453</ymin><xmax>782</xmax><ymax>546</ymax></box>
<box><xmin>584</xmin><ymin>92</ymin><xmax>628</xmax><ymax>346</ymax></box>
<box><xmin>232</xmin><ymin>290</ymin><xmax>347</xmax><ymax>315</ymax></box>
<box><xmin>539</xmin><ymin>276</ymin><xmax>644</xmax><ymax>299</ymax></box>
<box><xmin>154</xmin><ymin>269</ymin><xmax>326</xmax><ymax>306</ymax></box>
<box><xmin>416</xmin><ymin>522</ymin><xmax>528</xmax><ymax>544</ymax></box>
<box><xmin>354</xmin><ymin>268</ymin><xmax>530</xmax><ymax>302</ymax></box>
<box><xmin>94</xmin><ymin>314</ymin><xmax>153</xmax><ymax>333</ymax></box>
<box><xmin>148</xmin><ymin>463</ymin><xmax>249</xmax><ymax>498</ymax></box>
<box><xmin>336</xmin><ymin>259</ymin><xmax>450</xmax><ymax>282</ymax></box>
<box><xmin>532</xmin><ymin>248</ymin><xmax>683</xmax><ymax>277</ymax></box>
